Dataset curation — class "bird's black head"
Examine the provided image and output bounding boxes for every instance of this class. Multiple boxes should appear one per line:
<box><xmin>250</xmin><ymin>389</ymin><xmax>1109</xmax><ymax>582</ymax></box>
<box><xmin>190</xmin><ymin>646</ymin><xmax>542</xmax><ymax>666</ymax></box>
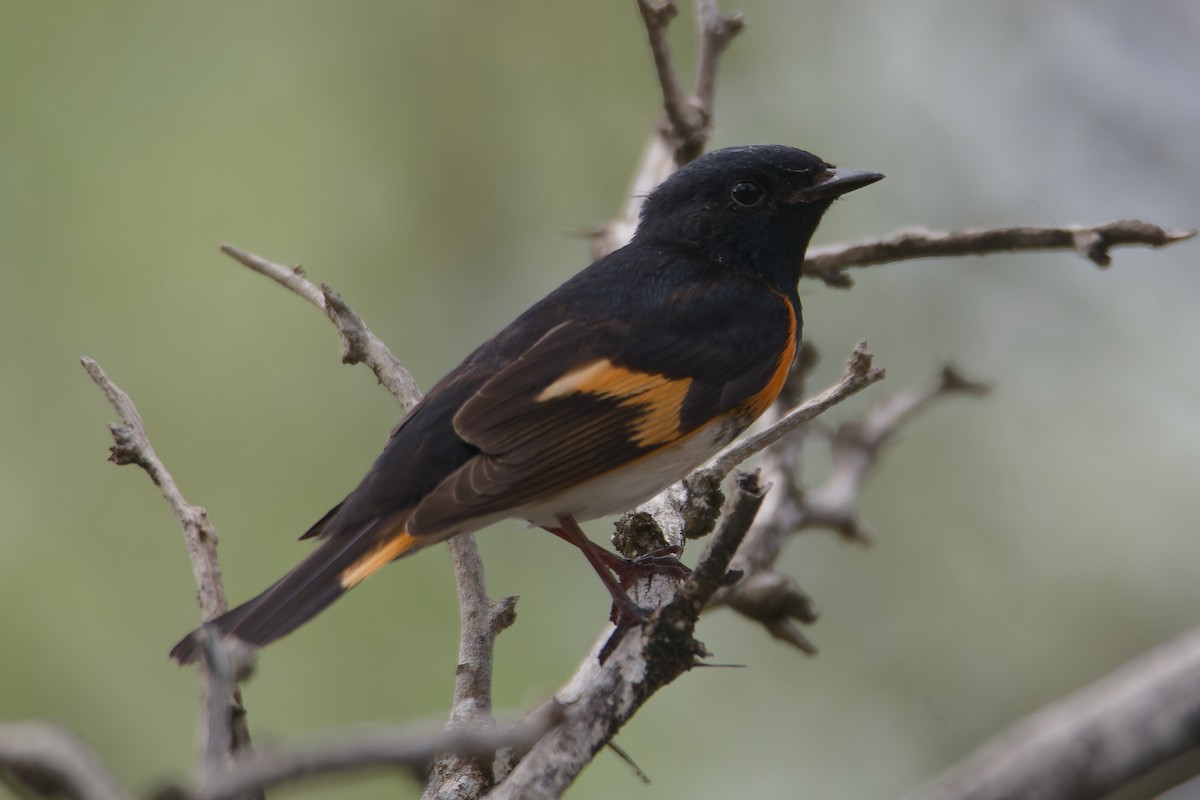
<box><xmin>634</xmin><ymin>144</ymin><xmax>882</xmax><ymax>289</ymax></box>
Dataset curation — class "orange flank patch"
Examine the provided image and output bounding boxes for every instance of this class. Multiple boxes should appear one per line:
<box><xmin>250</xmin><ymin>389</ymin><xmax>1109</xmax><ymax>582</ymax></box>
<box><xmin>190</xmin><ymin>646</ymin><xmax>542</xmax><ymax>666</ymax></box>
<box><xmin>339</xmin><ymin>531</ymin><xmax>420</xmax><ymax>589</ymax></box>
<box><xmin>741</xmin><ymin>296</ymin><xmax>797</xmax><ymax>419</ymax></box>
<box><xmin>537</xmin><ymin>359</ymin><xmax>693</xmax><ymax>447</ymax></box>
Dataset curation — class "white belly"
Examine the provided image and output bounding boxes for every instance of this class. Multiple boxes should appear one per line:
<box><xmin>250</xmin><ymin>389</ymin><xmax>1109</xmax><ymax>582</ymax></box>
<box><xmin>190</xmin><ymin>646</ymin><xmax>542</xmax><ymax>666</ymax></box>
<box><xmin>514</xmin><ymin>420</ymin><xmax>738</xmax><ymax>527</ymax></box>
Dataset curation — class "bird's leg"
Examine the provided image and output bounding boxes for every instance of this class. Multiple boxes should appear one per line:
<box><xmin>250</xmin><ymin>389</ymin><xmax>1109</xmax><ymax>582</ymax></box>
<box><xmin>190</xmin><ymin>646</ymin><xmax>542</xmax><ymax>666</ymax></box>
<box><xmin>546</xmin><ymin>516</ymin><xmax>650</xmax><ymax>625</ymax></box>
<box><xmin>542</xmin><ymin>526</ymin><xmax>691</xmax><ymax>583</ymax></box>
<box><xmin>619</xmin><ymin>546</ymin><xmax>692</xmax><ymax>581</ymax></box>
<box><xmin>541</xmin><ymin>525</ymin><xmax>628</xmax><ymax>571</ymax></box>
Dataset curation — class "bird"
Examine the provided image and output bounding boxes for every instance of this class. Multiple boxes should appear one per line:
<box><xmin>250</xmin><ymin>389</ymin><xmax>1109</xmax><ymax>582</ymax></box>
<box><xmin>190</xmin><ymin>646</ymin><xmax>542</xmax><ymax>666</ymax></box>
<box><xmin>170</xmin><ymin>144</ymin><xmax>882</xmax><ymax>664</ymax></box>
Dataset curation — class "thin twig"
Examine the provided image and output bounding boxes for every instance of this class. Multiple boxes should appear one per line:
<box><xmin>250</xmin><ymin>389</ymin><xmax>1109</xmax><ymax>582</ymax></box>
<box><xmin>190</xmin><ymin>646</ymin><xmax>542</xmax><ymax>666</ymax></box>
<box><xmin>691</xmin><ymin>0</ymin><xmax>745</xmax><ymax>122</ymax></box>
<box><xmin>636</xmin><ymin>0</ymin><xmax>694</xmax><ymax>145</ymax></box>
<box><xmin>218</xmin><ymin>243</ymin><xmax>423</xmax><ymax>410</ymax></box>
<box><xmin>803</xmin><ymin>221</ymin><xmax>1197</xmax><ymax>288</ymax></box>
<box><xmin>81</xmin><ymin>358</ymin><xmax>255</xmax><ymax>768</ymax></box>
<box><xmin>81</xmin><ymin>358</ymin><xmax>229</xmax><ymax>621</ymax></box>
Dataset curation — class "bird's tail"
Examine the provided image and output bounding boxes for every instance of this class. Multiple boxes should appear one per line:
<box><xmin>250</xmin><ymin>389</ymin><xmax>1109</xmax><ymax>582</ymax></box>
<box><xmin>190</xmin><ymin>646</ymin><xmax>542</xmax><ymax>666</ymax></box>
<box><xmin>169</xmin><ymin>515</ymin><xmax>421</xmax><ymax>664</ymax></box>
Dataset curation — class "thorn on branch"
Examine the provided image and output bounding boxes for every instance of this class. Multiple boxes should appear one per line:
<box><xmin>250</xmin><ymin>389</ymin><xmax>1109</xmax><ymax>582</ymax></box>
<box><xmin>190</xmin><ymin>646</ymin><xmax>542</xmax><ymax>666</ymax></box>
<box><xmin>938</xmin><ymin>363</ymin><xmax>992</xmax><ymax>398</ymax></box>
<box><xmin>605</xmin><ymin>739</ymin><xmax>652</xmax><ymax>785</ymax></box>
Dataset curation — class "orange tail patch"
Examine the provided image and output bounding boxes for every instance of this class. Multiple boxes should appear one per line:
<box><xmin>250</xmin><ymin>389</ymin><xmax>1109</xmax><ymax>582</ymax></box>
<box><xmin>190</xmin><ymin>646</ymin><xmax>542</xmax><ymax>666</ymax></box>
<box><xmin>339</xmin><ymin>531</ymin><xmax>421</xmax><ymax>589</ymax></box>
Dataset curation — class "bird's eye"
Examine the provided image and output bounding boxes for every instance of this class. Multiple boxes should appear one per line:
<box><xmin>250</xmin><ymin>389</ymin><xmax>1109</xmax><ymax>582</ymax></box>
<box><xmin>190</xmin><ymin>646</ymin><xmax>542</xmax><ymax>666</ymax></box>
<box><xmin>730</xmin><ymin>180</ymin><xmax>766</xmax><ymax>208</ymax></box>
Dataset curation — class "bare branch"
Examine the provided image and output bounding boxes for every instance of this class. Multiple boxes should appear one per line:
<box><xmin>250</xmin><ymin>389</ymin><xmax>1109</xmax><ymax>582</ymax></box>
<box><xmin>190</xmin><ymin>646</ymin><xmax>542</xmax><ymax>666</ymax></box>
<box><xmin>422</xmin><ymin>537</ymin><xmax>520</xmax><ymax>800</ymax></box>
<box><xmin>81</xmin><ymin>357</ymin><xmax>229</xmax><ymax>621</ymax></box>
<box><xmin>803</xmin><ymin>221</ymin><xmax>1197</xmax><ymax>288</ymax></box>
<box><xmin>219</xmin><ymin>243</ymin><xmax>423</xmax><ymax>412</ymax></box>
<box><xmin>196</xmin><ymin>633</ymin><xmax>256</xmax><ymax>779</ymax></box>
<box><xmin>81</xmin><ymin>358</ymin><xmax>257</xmax><ymax>769</ymax></box>
<box><xmin>902</xmin><ymin>625</ymin><xmax>1200</xmax><ymax>800</ymax></box>
<box><xmin>0</xmin><ymin>722</ymin><xmax>134</xmax><ymax>800</ymax></box>
<box><xmin>692</xmin><ymin>0</ymin><xmax>745</xmax><ymax>117</ymax></box>
<box><xmin>635</xmin><ymin>0</ymin><xmax>693</xmax><ymax>143</ymax></box>
<box><xmin>161</xmin><ymin>705</ymin><xmax>565</xmax><ymax>800</ymax></box>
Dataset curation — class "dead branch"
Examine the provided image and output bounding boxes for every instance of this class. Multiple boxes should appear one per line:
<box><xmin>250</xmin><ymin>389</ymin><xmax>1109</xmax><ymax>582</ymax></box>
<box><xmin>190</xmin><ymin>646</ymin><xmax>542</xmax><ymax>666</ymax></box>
<box><xmin>196</xmin><ymin>632</ymin><xmax>256</xmax><ymax>779</ymax></box>
<box><xmin>803</xmin><ymin>221</ymin><xmax>1197</xmax><ymax>288</ymax></box>
<box><xmin>81</xmin><ymin>358</ymin><xmax>230</xmax><ymax>622</ymax></box>
<box><xmin>901</xmin><ymin>625</ymin><xmax>1200</xmax><ymax>800</ymax></box>
<box><xmin>422</xmin><ymin>539</ymin><xmax>520</xmax><ymax>800</ymax></box>
<box><xmin>80</xmin><ymin>359</ymin><xmax>255</xmax><ymax>769</ymax></box>
<box><xmin>218</xmin><ymin>243</ymin><xmax>423</xmax><ymax>411</ymax></box>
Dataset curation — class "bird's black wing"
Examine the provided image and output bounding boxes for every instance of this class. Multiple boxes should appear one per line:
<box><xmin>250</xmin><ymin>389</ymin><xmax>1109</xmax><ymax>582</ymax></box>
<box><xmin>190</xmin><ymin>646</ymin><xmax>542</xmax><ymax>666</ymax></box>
<box><xmin>407</xmin><ymin>260</ymin><xmax>799</xmax><ymax>533</ymax></box>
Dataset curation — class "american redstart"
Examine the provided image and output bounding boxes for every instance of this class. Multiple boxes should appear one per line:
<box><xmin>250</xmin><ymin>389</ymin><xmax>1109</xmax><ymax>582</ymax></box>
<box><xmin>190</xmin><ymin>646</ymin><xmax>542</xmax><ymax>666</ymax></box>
<box><xmin>170</xmin><ymin>145</ymin><xmax>882</xmax><ymax>664</ymax></box>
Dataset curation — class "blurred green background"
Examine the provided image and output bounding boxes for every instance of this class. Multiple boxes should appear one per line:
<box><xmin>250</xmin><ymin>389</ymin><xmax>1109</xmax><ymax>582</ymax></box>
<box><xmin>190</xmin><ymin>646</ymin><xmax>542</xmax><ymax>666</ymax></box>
<box><xmin>3</xmin><ymin>1</ymin><xmax>1197</xmax><ymax>798</ymax></box>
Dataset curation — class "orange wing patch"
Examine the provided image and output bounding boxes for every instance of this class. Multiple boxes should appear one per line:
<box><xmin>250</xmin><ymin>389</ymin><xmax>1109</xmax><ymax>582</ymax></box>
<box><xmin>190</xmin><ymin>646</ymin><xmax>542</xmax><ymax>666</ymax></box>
<box><xmin>339</xmin><ymin>531</ymin><xmax>420</xmax><ymax>589</ymax></box>
<box><xmin>537</xmin><ymin>359</ymin><xmax>693</xmax><ymax>447</ymax></box>
<box><xmin>740</xmin><ymin>295</ymin><xmax>797</xmax><ymax>419</ymax></box>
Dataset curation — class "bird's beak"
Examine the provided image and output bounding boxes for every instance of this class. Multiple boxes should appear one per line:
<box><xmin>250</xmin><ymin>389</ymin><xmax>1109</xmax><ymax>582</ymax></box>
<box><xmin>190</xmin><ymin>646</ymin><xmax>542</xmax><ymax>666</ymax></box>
<box><xmin>794</xmin><ymin>167</ymin><xmax>884</xmax><ymax>202</ymax></box>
